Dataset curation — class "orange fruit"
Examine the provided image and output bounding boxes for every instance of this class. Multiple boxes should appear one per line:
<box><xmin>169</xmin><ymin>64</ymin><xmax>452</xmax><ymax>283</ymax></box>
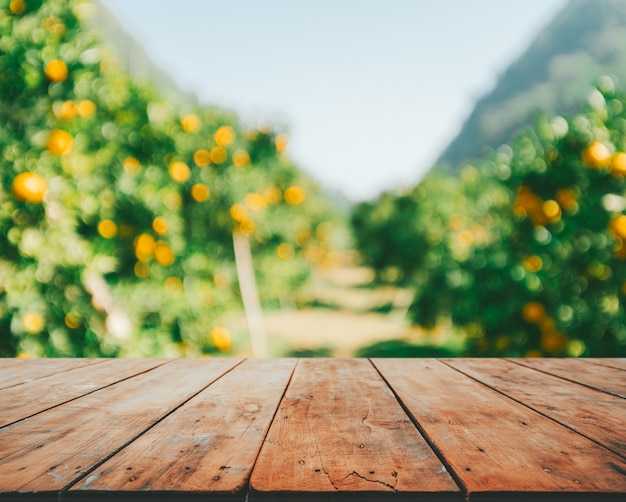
<box><xmin>582</xmin><ymin>141</ymin><xmax>611</xmax><ymax>168</ymax></box>
<box><xmin>45</xmin><ymin>59</ymin><xmax>68</xmax><ymax>82</ymax></box>
<box><xmin>210</xmin><ymin>146</ymin><xmax>227</xmax><ymax>164</ymax></box>
<box><xmin>522</xmin><ymin>302</ymin><xmax>546</xmax><ymax>324</ymax></box>
<box><xmin>193</xmin><ymin>149</ymin><xmax>211</xmax><ymax>167</ymax></box>
<box><xmin>10</xmin><ymin>0</ymin><xmax>26</xmax><ymax>14</ymax></box>
<box><xmin>245</xmin><ymin>192</ymin><xmax>266</xmax><ymax>211</ymax></box>
<box><xmin>152</xmin><ymin>217</ymin><xmax>168</xmax><ymax>235</ymax></box>
<box><xmin>229</xmin><ymin>204</ymin><xmax>248</xmax><ymax>222</ymax></box>
<box><xmin>274</xmin><ymin>133</ymin><xmax>289</xmax><ymax>152</ymax></box>
<box><xmin>214</xmin><ymin>126</ymin><xmax>235</xmax><ymax>146</ymax></box>
<box><xmin>191</xmin><ymin>183</ymin><xmax>210</xmax><ymax>202</ymax></box>
<box><xmin>12</xmin><ymin>172</ymin><xmax>47</xmax><ymax>203</ymax></box>
<box><xmin>276</xmin><ymin>243</ymin><xmax>295</xmax><ymax>260</ymax></box>
<box><xmin>555</xmin><ymin>189</ymin><xmax>577</xmax><ymax>212</ymax></box>
<box><xmin>210</xmin><ymin>326</ymin><xmax>231</xmax><ymax>352</ymax></box>
<box><xmin>611</xmin><ymin>152</ymin><xmax>626</xmax><ymax>176</ymax></box>
<box><xmin>181</xmin><ymin>114</ymin><xmax>201</xmax><ymax>132</ymax></box>
<box><xmin>47</xmin><ymin>129</ymin><xmax>73</xmax><ymax>155</ymax></box>
<box><xmin>59</xmin><ymin>100</ymin><xmax>77</xmax><ymax>120</ymax></box>
<box><xmin>135</xmin><ymin>233</ymin><xmax>155</xmax><ymax>261</ymax></box>
<box><xmin>541</xmin><ymin>331</ymin><xmax>567</xmax><ymax>353</ymax></box>
<box><xmin>22</xmin><ymin>312</ymin><xmax>44</xmax><ymax>334</ymax></box>
<box><xmin>77</xmin><ymin>100</ymin><xmax>96</xmax><ymax>117</ymax></box>
<box><xmin>233</xmin><ymin>149</ymin><xmax>250</xmax><ymax>167</ymax></box>
<box><xmin>523</xmin><ymin>256</ymin><xmax>543</xmax><ymax>273</ymax></box>
<box><xmin>542</xmin><ymin>200</ymin><xmax>561</xmax><ymax>222</ymax></box>
<box><xmin>97</xmin><ymin>220</ymin><xmax>118</xmax><ymax>239</ymax></box>
<box><xmin>123</xmin><ymin>157</ymin><xmax>141</xmax><ymax>175</ymax></box>
<box><xmin>611</xmin><ymin>215</ymin><xmax>626</xmax><ymax>239</ymax></box>
<box><xmin>154</xmin><ymin>242</ymin><xmax>175</xmax><ymax>266</ymax></box>
<box><xmin>169</xmin><ymin>161</ymin><xmax>190</xmax><ymax>183</ymax></box>
<box><xmin>284</xmin><ymin>186</ymin><xmax>306</xmax><ymax>205</ymax></box>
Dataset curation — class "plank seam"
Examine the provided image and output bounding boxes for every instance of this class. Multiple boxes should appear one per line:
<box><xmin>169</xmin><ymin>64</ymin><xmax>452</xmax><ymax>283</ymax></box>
<box><xmin>440</xmin><ymin>359</ymin><xmax>626</xmax><ymax>461</ymax></box>
<box><xmin>56</xmin><ymin>358</ymin><xmax>247</xmax><ymax>496</ymax></box>
<box><xmin>368</xmin><ymin>358</ymin><xmax>470</xmax><ymax>502</ymax></box>
<box><xmin>580</xmin><ymin>359</ymin><xmax>626</xmax><ymax>372</ymax></box>
<box><xmin>506</xmin><ymin>358</ymin><xmax>626</xmax><ymax>400</ymax></box>
<box><xmin>0</xmin><ymin>360</ymin><xmax>106</xmax><ymax>392</ymax></box>
<box><xmin>247</xmin><ymin>359</ymin><xmax>299</xmax><ymax>499</ymax></box>
<box><xmin>0</xmin><ymin>359</ymin><xmax>173</xmax><ymax>430</ymax></box>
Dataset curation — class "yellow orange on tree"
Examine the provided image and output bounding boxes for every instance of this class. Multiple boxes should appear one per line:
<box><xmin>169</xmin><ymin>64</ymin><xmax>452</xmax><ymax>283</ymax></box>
<box><xmin>45</xmin><ymin>59</ymin><xmax>68</xmax><ymax>82</ymax></box>
<box><xmin>214</xmin><ymin>125</ymin><xmax>235</xmax><ymax>146</ymax></box>
<box><xmin>12</xmin><ymin>172</ymin><xmax>47</xmax><ymax>203</ymax></box>
<box><xmin>582</xmin><ymin>141</ymin><xmax>611</xmax><ymax>168</ymax></box>
<box><xmin>47</xmin><ymin>129</ymin><xmax>73</xmax><ymax>155</ymax></box>
<box><xmin>169</xmin><ymin>161</ymin><xmax>190</xmax><ymax>182</ymax></box>
<box><xmin>210</xmin><ymin>326</ymin><xmax>231</xmax><ymax>352</ymax></box>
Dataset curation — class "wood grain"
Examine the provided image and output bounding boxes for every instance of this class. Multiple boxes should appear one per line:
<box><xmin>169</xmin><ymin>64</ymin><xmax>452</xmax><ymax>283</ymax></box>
<box><xmin>0</xmin><ymin>358</ymin><xmax>241</xmax><ymax>493</ymax></box>
<box><xmin>373</xmin><ymin>358</ymin><xmax>626</xmax><ymax>498</ymax></box>
<box><xmin>250</xmin><ymin>358</ymin><xmax>460</xmax><ymax>500</ymax></box>
<box><xmin>0</xmin><ymin>358</ymin><xmax>167</xmax><ymax>428</ymax></box>
<box><xmin>579</xmin><ymin>358</ymin><xmax>626</xmax><ymax>371</ymax></box>
<box><xmin>512</xmin><ymin>358</ymin><xmax>626</xmax><ymax>398</ymax></box>
<box><xmin>0</xmin><ymin>359</ymin><xmax>102</xmax><ymax>391</ymax></box>
<box><xmin>444</xmin><ymin>358</ymin><xmax>626</xmax><ymax>459</ymax></box>
<box><xmin>69</xmin><ymin>358</ymin><xmax>296</xmax><ymax>498</ymax></box>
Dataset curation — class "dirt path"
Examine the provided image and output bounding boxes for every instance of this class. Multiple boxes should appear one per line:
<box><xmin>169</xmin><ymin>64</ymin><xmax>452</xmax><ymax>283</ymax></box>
<box><xmin>233</xmin><ymin>263</ymin><xmax>421</xmax><ymax>357</ymax></box>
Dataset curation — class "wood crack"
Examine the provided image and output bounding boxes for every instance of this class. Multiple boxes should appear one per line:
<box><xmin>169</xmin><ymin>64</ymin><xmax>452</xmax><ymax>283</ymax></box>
<box><xmin>339</xmin><ymin>470</ymin><xmax>399</xmax><ymax>492</ymax></box>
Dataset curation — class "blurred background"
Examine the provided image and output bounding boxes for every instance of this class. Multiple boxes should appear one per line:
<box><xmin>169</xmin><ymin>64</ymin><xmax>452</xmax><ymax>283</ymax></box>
<box><xmin>2</xmin><ymin>0</ymin><xmax>626</xmax><ymax>358</ymax></box>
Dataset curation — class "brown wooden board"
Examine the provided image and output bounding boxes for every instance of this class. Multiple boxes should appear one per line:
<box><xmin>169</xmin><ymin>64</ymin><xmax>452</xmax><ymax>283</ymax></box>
<box><xmin>0</xmin><ymin>359</ymin><xmax>102</xmax><ymax>391</ymax></box>
<box><xmin>582</xmin><ymin>358</ymin><xmax>626</xmax><ymax>371</ymax></box>
<box><xmin>0</xmin><ymin>359</ymin><xmax>168</xmax><ymax>428</ymax></box>
<box><xmin>0</xmin><ymin>358</ymin><xmax>241</xmax><ymax>496</ymax></box>
<box><xmin>373</xmin><ymin>358</ymin><xmax>626</xmax><ymax>499</ymax></box>
<box><xmin>68</xmin><ymin>358</ymin><xmax>296</xmax><ymax>501</ymax></box>
<box><xmin>444</xmin><ymin>358</ymin><xmax>626</xmax><ymax>459</ymax></box>
<box><xmin>513</xmin><ymin>358</ymin><xmax>626</xmax><ymax>398</ymax></box>
<box><xmin>250</xmin><ymin>358</ymin><xmax>460</xmax><ymax>501</ymax></box>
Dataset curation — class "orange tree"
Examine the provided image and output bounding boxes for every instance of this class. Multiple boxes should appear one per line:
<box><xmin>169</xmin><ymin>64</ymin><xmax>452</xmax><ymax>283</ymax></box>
<box><xmin>0</xmin><ymin>0</ymin><xmax>339</xmax><ymax>357</ymax></box>
<box><xmin>354</xmin><ymin>79</ymin><xmax>626</xmax><ymax>357</ymax></box>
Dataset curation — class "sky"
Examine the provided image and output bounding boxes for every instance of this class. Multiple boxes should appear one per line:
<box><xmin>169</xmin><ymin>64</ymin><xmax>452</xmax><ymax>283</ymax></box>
<box><xmin>99</xmin><ymin>0</ymin><xmax>568</xmax><ymax>201</ymax></box>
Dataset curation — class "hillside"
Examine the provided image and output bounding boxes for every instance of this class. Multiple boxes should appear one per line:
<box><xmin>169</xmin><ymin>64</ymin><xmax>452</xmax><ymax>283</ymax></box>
<box><xmin>437</xmin><ymin>0</ymin><xmax>626</xmax><ymax>170</ymax></box>
<box><xmin>91</xmin><ymin>1</ymin><xmax>195</xmax><ymax>104</ymax></box>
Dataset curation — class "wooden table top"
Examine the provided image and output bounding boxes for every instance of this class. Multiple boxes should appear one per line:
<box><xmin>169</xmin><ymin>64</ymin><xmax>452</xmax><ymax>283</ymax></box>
<box><xmin>0</xmin><ymin>358</ymin><xmax>625</xmax><ymax>501</ymax></box>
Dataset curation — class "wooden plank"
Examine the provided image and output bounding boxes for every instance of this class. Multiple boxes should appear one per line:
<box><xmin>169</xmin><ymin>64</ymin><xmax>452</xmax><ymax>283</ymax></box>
<box><xmin>0</xmin><ymin>359</ymin><xmax>168</xmax><ymax>428</ymax></box>
<box><xmin>0</xmin><ymin>359</ymin><xmax>102</xmax><ymax>391</ymax></box>
<box><xmin>0</xmin><ymin>358</ymin><xmax>241</xmax><ymax>495</ymax></box>
<box><xmin>585</xmin><ymin>358</ymin><xmax>626</xmax><ymax>371</ymax></box>
<box><xmin>68</xmin><ymin>358</ymin><xmax>296</xmax><ymax>500</ymax></box>
<box><xmin>373</xmin><ymin>358</ymin><xmax>626</xmax><ymax>499</ymax></box>
<box><xmin>250</xmin><ymin>358</ymin><xmax>460</xmax><ymax>501</ymax></box>
<box><xmin>513</xmin><ymin>358</ymin><xmax>626</xmax><ymax>398</ymax></box>
<box><xmin>444</xmin><ymin>358</ymin><xmax>626</xmax><ymax>459</ymax></box>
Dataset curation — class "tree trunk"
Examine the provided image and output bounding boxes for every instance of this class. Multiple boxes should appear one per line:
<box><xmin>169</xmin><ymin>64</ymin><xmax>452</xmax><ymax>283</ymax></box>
<box><xmin>232</xmin><ymin>231</ymin><xmax>269</xmax><ymax>357</ymax></box>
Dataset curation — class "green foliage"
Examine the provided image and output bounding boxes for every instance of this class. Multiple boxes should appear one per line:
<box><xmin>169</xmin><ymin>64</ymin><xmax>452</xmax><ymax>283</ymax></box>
<box><xmin>353</xmin><ymin>339</ymin><xmax>458</xmax><ymax>358</ymax></box>
<box><xmin>0</xmin><ymin>0</ymin><xmax>339</xmax><ymax>357</ymax></box>
<box><xmin>353</xmin><ymin>79</ymin><xmax>626</xmax><ymax>357</ymax></box>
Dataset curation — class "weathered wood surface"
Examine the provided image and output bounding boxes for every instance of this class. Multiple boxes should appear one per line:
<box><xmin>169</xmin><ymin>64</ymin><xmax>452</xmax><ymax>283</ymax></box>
<box><xmin>513</xmin><ymin>358</ymin><xmax>626</xmax><ymax>398</ymax></box>
<box><xmin>0</xmin><ymin>358</ymin><xmax>241</xmax><ymax>494</ymax></box>
<box><xmin>0</xmin><ymin>358</ymin><xmax>102</xmax><ymax>391</ymax></box>
<box><xmin>373</xmin><ymin>358</ymin><xmax>626</xmax><ymax>500</ymax></box>
<box><xmin>444</xmin><ymin>358</ymin><xmax>626</xmax><ymax>459</ymax></box>
<box><xmin>0</xmin><ymin>358</ymin><xmax>625</xmax><ymax>501</ymax></box>
<box><xmin>250</xmin><ymin>358</ymin><xmax>459</xmax><ymax>500</ymax></box>
<box><xmin>0</xmin><ymin>358</ymin><xmax>167</xmax><ymax>428</ymax></box>
<box><xmin>71</xmin><ymin>358</ymin><xmax>296</xmax><ymax>499</ymax></box>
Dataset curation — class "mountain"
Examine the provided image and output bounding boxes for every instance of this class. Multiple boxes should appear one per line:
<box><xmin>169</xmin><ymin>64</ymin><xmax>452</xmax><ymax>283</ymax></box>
<box><xmin>91</xmin><ymin>1</ymin><xmax>196</xmax><ymax>104</ymax></box>
<box><xmin>436</xmin><ymin>0</ymin><xmax>626</xmax><ymax>171</ymax></box>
